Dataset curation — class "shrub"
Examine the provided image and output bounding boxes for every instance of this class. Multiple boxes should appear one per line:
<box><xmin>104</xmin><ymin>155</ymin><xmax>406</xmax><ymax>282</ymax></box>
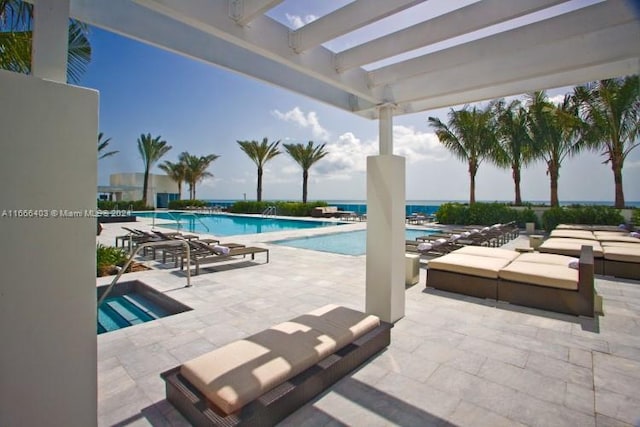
<box><xmin>632</xmin><ymin>208</ymin><xmax>639</xmax><ymax>227</ymax></box>
<box><xmin>168</xmin><ymin>199</ymin><xmax>207</xmax><ymax>209</ymax></box>
<box><xmin>97</xmin><ymin>200</ymin><xmax>153</xmax><ymax>211</ymax></box>
<box><xmin>541</xmin><ymin>205</ymin><xmax>624</xmax><ymax>231</ymax></box>
<box><xmin>435</xmin><ymin>202</ymin><xmax>538</xmax><ymax>228</ymax></box>
<box><xmin>229</xmin><ymin>200</ymin><xmax>328</xmax><ymax>217</ymax></box>
<box><xmin>96</xmin><ymin>244</ymin><xmax>128</xmax><ymax>276</ymax></box>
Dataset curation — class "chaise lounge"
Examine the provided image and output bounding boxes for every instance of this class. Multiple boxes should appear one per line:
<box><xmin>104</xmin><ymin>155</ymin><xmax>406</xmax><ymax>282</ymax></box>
<box><xmin>426</xmin><ymin>245</ymin><xmax>596</xmax><ymax>317</ymax></box>
<box><xmin>161</xmin><ymin>304</ymin><xmax>392</xmax><ymax>426</ymax></box>
<box><xmin>180</xmin><ymin>241</ymin><xmax>270</xmax><ymax>275</ymax></box>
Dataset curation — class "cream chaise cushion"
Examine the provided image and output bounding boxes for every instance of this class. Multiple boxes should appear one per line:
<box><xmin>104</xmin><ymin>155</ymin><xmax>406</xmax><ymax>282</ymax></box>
<box><xmin>598</xmin><ymin>235</ymin><xmax>640</xmax><ymax>244</ymax></box>
<box><xmin>514</xmin><ymin>252</ymin><xmax>577</xmax><ymax>266</ymax></box>
<box><xmin>602</xmin><ymin>246</ymin><xmax>640</xmax><ymax>263</ymax></box>
<box><xmin>499</xmin><ymin>261</ymin><xmax>578</xmax><ymax>290</ymax></box>
<box><xmin>180</xmin><ymin>305</ymin><xmax>379</xmax><ymax>415</ymax></box>
<box><xmin>428</xmin><ymin>253</ymin><xmax>513</xmax><ymax>279</ymax></box>
<box><xmin>451</xmin><ymin>245</ymin><xmax>520</xmax><ymax>261</ymax></box>
<box><xmin>549</xmin><ymin>229</ymin><xmax>596</xmax><ymax>240</ymax></box>
<box><xmin>539</xmin><ymin>238</ymin><xmax>603</xmax><ymax>257</ymax></box>
<box><xmin>600</xmin><ymin>241</ymin><xmax>640</xmax><ymax>248</ymax></box>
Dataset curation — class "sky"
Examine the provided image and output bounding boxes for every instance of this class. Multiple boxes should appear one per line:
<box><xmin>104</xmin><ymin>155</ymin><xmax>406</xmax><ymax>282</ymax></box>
<box><xmin>84</xmin><ymin>0</ymin><xmax>640</xmax><ymax>204</ymax></box>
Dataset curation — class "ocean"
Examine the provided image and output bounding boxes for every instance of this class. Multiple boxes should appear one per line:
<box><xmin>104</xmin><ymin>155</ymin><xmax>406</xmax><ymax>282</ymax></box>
<box><xmin>203</xmin><ymin>199</ymin><xmax>639</xmax><ymax>216</ymax></box>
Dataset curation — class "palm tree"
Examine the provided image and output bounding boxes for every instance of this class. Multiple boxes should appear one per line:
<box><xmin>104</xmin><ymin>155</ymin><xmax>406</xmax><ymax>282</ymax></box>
<box><xmin>428</xmin><ymin>105</ymin><xmax>496</xmax><ymax>204</ymax></box>
<box><xmin>97</xmin><ymin>132</ymin><xmax>118</xmax><ymax>160</ymax></box>
<box><xmin>490</xmin><ymin>99</ymin><xmax>535</xmax><ymax>205</ymax></box>
<box><xmin>179</xmin><ymin>152</ymin><xmax>219</xmax><ymax>200</ymax></box>
<box><xmin>159</xmin><ymin>160</ymin><xmax>186</xmax><ymax>200</ymax></box>
<box><xmin>573</xmin><ymin>76</ymin><xmax>640</xmax><ymax>208</ymax></box>
<box><xmin>526</xmin><ymin>91</ymin><xmax>582</xmax><ymax>207</ymax></box>
<box><xmin>283</xmin><ymin>141</ymin><xmax>328</xmax><ymax>203</ymax></box>
<box><xmin>0</xmin><ymin>0</ymin><xmax>91</xmax><ymax>83</ymax></box>
<box><xmin>137</xmin><ymin>133</ymin><xmax>172</xmax><ymax>206</ymax></box>
<box><xmin>237</xmin><ymin>137</ymin><xmax>281</xmax><ymax>202</ymax></box>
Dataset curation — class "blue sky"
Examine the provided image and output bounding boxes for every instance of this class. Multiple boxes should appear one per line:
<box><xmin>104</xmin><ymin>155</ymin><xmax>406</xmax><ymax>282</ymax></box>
<box><xmin>84</xmin><ymin>2</ymin><xmax>640</xmax><ymax>203</ymax></box>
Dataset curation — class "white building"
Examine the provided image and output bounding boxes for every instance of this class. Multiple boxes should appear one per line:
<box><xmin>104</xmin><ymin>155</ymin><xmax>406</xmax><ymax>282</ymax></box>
<box><xmin>98</xmin><ymin>173</ymin><xmax>179</xmax><ymax>208</ymax></box>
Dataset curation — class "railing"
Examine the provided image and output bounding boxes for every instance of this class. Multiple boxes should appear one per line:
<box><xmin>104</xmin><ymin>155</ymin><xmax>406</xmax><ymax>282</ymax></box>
<box><xmin>153</xmin><ymin>211</ymin><xmax>210</xmax><ymax>233</ymax></box>
<box><xmin>261</xmin><ymin>206</ymin><xmax>277</xmax><ymax>217</ymax></box>
<box><xmin>97</xmin><ymin>240</ymin><xmax>192</xmax><ymax>308</ymax></box>
<box><xmin>181</xmin><ymin>212</ymin><xmax>210</xmax><ymax>232</ymax></box>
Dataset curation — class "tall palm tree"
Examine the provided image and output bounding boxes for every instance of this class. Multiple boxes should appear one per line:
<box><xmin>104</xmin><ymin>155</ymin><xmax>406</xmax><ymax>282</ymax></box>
<box><xmin>428</xmin><ymin>105</ymin><xmax>496</xmax><ymax>204</ymax></box>
<box><xmin>179</xmin><ymin>152</ymin><xmax>219</xmax><ymax>200</ymax></box>
<box><xmin>137</xmin><ymin>133</ymin><xmax>172</xmax><ymax>206</ymax></box>
<box><xmin>526</xmin><ymin>91</ymin><xmax>582</xmax><ymax>207</ymax></box>
<box><xmin>490</xmin><ymin>99</ymin><xmax>535</xmax><ymax>205</ymax></box>
<box><xmin>98</xmin><ymin>132</ymin><xmax>118</xmax><ymax>160</ymax></box>
<box><xmin>0</xmin><ymin>0</ymin><xmax>91</xmax><ymax>83</ymax></box>
<box><xmin>573</xmin><ymin>76</ymin><xmax>640</xmax><ymax>208</ymax></box>
<box><xmin>237</xmin><ymin>137</ymin><xmax>281</xmax><ymax>202</ymax></box>
<box><xmin>283</xmin><ymin>141</ymin><xmax>328</xmax><ymax>204</ymax></box>
<box><xmin>159</xmin><ymin>160</ymin><xmax>186</xmax><ymax>200</ymax></box>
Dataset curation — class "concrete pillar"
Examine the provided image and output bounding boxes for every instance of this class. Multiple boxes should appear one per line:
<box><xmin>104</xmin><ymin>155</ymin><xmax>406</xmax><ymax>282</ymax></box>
<box><xmin>0</xmin><ymin>70</ymin><xmax>98</xmax><ymax>426</ymax></box>
<box><xmin>32</xmin><ymin>0</ymin><xmax>70</xmax><ymax>82</ymax></box>
<box><xmin>366</xmin><ymin>105</ymin><xmax>406</xmax><ymax>323</ymax></box>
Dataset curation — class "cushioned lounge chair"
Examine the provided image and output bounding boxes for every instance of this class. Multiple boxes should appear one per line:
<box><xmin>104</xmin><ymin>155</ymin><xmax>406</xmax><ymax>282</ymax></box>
<box><xmin>161</xmin><ymin>305</ymin><xmax>392</xmax><ymax>426</ymax></box>
<box><xmin>538</xmin><ymin>237</ymin><xmax>604</xmax><ymax>274</ymax></box>
<box><xmin>426</xmin><ymin>246</ymin><xmax>596</xmax><ymax>317</ymax></box>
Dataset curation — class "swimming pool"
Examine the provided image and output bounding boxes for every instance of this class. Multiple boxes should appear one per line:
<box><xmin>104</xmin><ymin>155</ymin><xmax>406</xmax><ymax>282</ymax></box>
<box><xmin>272</xmin><ymin>229</ymin><xmax>436</xmax><ymax>256</ymax></box>
<box><xmin>97</xmin><ymin>280</ymin><xmax>191</xmax><ymax>334</ymax></box>
<box><xmin>135</xmin><ymin>211</ymin><xmax>343</xmax><ymax>236</ymax></box>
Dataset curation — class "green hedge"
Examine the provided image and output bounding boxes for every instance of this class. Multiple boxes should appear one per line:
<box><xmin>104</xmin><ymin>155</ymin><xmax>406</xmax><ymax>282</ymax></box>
<box><xmin>632</xmin><ymin>209</ymin><xmax>639</xmax><ymax>227</ymax></box>
<box><xmin>229</xmin><ymin>200</ymin><xmax>328</xmax><ymax>217</ymax></box>
<box><xmin>96</xmin><ymin>244</ymin><xmax>128</xmax><ymax>276</ymax></box>
<box><xmin>97</xmin><ymin>200</ymin><xmax>154</xmax><ymax>211</ymax></box>
<box><xmin>435</xmin><ymin>202</ymin><xmax>539</xmax><ymax>228</ymax></box>
<box><xmin>541</xmin><ymin>206</ymin><xmax>624</xmax><ymax>231</ymax></box>
<box><xmin>168</xmin><ymin>199</ymin><xmax>207</xmax><ymax>209</ymax></box>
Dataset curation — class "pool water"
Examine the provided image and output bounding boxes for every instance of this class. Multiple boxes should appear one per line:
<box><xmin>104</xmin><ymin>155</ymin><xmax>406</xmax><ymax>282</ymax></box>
<box><xmin>135</xmin><ymin>211</ymin><xmax>343</xmax><ymax>236</ymax></box>
<box><xmin>272</xmin><ymin>229</ymin><xmax>436</xmax><ymax>256</ymax></box>
<box><xmin>97</xmin><ymin>280</ymin><xmax>191</xmax><ymax>334</ymax></box>
<box><xmin>98</xmin><ymin>293</ymin><xmax>169</xmax><ymax>334</ymax></box>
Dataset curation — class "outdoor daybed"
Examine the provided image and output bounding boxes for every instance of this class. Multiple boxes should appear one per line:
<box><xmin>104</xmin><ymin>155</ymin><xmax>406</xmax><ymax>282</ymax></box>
<box><xmin>426</xmin><ymin>245</ymin><xmax>596</xmax><ymax>317</ymax></box>
<box><xmin>161</xmin><ymin>304</ymin><xmax>392</xmax><ymax>426</ymax></box>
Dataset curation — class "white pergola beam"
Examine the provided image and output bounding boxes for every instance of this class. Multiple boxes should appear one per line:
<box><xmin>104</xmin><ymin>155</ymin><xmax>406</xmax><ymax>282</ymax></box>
<box><xmin>335</xmin><ymin>0</ymin><xmax>569</xmax><ymax>72</ymax></box>
<box><xmin>378</xmin><ymin>22</ymin><xmax>640</xmax><ymax>105</ymax></box>
<box><xmin>68</xmin><ymin>0</ymin><xmax>375</xmax><ymax>113</ymax></box>
<box><xmin>134</xmin><ymin>0</ymin><xmax>377</xmax><ymax>104</ymax></box>
<box><xmin>289</xmin><ymin>0</ymin><xmax>425</xmax><ymax>53</ymax></box>
<box><xmin>228</xmin><ymin>0</ymin><xmax>284</xmax><ymax>26</ymax></box>
<box><xmin>368</xmin><ymin>0</ymin><xmax>633</xmax><ymax>88</ymax></box>
<box><xmin>363</xmin><ymin>58</ymin><xmax>640</xmax><ymax>118</ymax></box>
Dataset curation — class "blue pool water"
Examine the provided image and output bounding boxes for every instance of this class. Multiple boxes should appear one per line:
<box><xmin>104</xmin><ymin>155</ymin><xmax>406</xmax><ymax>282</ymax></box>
<box><xmin>98</xmin><ymin>292</ymin><xmax>170</xmax><ymax>334</ymax></box>
<box><xmin>135</xmin><ymin>211</ymin><xmax>343</xmax><ymax>236</ymax></box>
<box><xmin>272</xmin><ymin>229</ymin><xmax>436</xmax><ymax>256</ymax></box>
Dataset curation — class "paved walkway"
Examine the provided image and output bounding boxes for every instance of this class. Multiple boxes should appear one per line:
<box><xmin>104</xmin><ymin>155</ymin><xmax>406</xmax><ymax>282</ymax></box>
<box><xmin>97</xmin><ymin>219</ymin><xmax>640</xmax><ymax>426</ymax></box>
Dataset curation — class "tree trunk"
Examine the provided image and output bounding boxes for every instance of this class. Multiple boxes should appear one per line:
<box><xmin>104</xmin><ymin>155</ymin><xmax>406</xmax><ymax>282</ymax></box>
<box><xmin>612</xmin><ymin>158</ymin><xmax>625</xmax><ymax>209</ymax></box>
<box><xmin>512</xmin><ymin>166</ymin><xmax>522</xmax><ymax>206</ymax></box>
<box><xmin>302</xmin><ymin>169</ymin><xmax>309</xmax><ymax>204</ymax></box>
<box><xmin>142</xmin><ymin>168</ymin><xmax>149</xmax><ymax>206</ymax></box>
<box><xmin>189</xmin><ymin>183</ymin><xmax>194</xmax><ymax>200</ymax></box>
<box><xmin>177</xmin><ymin>182</ymin><xmax>182</xmax><ymax>200</ymax></box>
<box><xmin>257</xmin><ymin>166</ymin><xmax>263</xmax><ymax>202</ymax></box>
<box><xmin>548</xmin><ymin>161</ymin><xmax>559</xmax><ymax>207</ymax></box>
<box><xmin>468</xmin><ymin>160</ymin><xmax>477</xmax><ymax>205</ymax></box>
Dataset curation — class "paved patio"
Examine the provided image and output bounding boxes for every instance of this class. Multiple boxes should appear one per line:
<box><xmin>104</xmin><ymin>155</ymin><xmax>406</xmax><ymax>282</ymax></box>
<box><xmin>97</xmin><ymin>218</ymin><xmax>640</xmax><ymax>426</ymax></box>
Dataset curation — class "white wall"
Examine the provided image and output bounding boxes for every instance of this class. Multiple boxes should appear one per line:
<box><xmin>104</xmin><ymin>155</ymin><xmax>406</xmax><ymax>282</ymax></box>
<box><xmin>0</xmin><ymin>70</ymin><xmax>98</xmax><ymax>426</ymax></box>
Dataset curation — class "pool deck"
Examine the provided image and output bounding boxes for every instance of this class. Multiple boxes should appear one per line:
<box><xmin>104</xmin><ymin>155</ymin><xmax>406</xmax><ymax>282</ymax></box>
<box><xmin>97</xmin><ymin>218</ymin><xmax>640</xmax><ymax>426</ymax></box>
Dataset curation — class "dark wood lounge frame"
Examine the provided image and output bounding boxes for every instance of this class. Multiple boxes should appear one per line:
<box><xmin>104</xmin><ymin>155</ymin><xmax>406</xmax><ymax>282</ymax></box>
<box><xmin>604</xmin><ymin>259</ymin><xmax>640</xmax><ymax>281</ymax></box>
<box><xmin>426</xmin><ymin>246</ymin><xmax>596</xmax><ymax>317</ymax></box>
<box><xmin>161</xmin><ymin>321</ymin><xmax>392</xmax><ymax>427</ymax></box>
<box><xmin>498</xmin><ymin>246</ymin><xmax>595</xmax><ymax>317</ymax></box>
<box><xmin>180</xmin><ymin>246</ymin><xmax>270</xmax><ymax>275</ymax></box>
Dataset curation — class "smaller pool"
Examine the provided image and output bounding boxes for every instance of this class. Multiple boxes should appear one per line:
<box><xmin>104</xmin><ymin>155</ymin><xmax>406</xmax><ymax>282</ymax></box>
<box><xmin>97</xmin><ymin>280</ymin><xmax>191</xmax><ymax>334</ymax></box>
<box><xmin>272</xmin><ymin>229</ymin><xmax>436</xmax><ymax>256</ymax></box>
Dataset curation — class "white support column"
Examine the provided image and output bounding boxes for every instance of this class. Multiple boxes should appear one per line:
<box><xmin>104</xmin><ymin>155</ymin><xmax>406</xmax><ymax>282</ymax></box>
<box><xmin>366</xmin><ymin>104</ymin><xmax>406</xmax><ymax>323</ymax></box>
<box><xmin>32</xmin><ymin>0</ymin><xmax>70</xmax><ymax>82</ymax></box>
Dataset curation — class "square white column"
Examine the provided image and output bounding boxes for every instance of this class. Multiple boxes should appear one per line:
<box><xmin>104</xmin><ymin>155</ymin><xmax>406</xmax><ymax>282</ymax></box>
<box><xmin>32</xmin><ymin>0</ymin><xmax>70</xmax><ymax>82</ymax></box>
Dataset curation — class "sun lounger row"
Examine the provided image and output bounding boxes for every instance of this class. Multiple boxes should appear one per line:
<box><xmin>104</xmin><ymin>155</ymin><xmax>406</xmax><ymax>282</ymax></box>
<box><xmin>539</xmin><ymin>228</ymin><xmax>640</xmax><ymax>280</ymax></box>
<box><xmin>161</xmin><ymin>304</ymin><xmax>392</xmax><ymax>426</ymax></box>
<box><xmin>426</xmin><ymin>245</ymin><xmax>595</xmax><ymax>317</ymax></box>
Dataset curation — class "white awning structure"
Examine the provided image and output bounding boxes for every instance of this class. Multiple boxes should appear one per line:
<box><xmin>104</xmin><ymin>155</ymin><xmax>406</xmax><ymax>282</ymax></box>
<box><xmin>65</xmin><ymin>0</ymin><xmax>638</xmax><ymax>119</ymax></box>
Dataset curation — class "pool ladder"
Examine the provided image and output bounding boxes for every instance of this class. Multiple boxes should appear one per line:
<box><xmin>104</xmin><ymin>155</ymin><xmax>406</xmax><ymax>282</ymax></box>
<box><xmin>262</xmin><ymin>206</ymin><xmax>277</xmax><ymax>217</ymax></box>
<box><xmin>152</xmin><ymin>211</ymin><xmax>210</xmax><ymax>232</ymax></box>
<box><xmin>97</xmin><ymin>240</ymin><xmax>192</xmax><ymax>309</ymax></box>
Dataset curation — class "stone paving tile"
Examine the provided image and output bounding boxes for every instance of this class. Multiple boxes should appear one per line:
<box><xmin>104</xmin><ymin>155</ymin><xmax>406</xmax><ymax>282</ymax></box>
<box><xmin>447</xmin><ymin>400</ymin><xmax>527</xmax><ymax>427</ymax></box>
<box><xmin>167</xmin><ymin>336</ymin><xmax>217</xmax><ymax>364</ymax></box>
<box><xmin>565</xmin><ymin>382</ymin><xmax>595</xmax><ymax>416</ymax></box>
<box><xmin>117</xmin><ymin>343</ymin><xmax>180</xmax><ymax>380</ymax></box>
<box><xmin>456</xmin><ymin>335</ymin><xmax>530</xmax><ymax>368</ymax></box>
<box><xmin>525</xmin><ymin>352</ymin><xmax>594</xmax><ymax>388</ymax></box>
<box><xmin>595</xmin><ymin>388</ymin><xmax>640</xmax><ymax>426</ymax></box>
<box><xmin>595</xmin><ymin>413</ymin><xmax>635</xmax><ymax>427</ymax></box>
<box><xmin>569</xmin><ymin>347</ymin><xmax>594</xmax><ymax>369</ymax></box>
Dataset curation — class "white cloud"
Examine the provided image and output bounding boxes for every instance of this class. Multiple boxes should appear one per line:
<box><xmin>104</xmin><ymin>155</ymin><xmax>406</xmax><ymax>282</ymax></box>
<box><xmin>272</xmin><ymin>107</ymin><xmax>330</xmax><ymax>140</ymax></box>
<box><xmin>285</xmin><ymin>13</ymin><xmax>318</xmax><ymax>29</ymax></box>
<box><xmin>548</xmin><ymin>94</ymin><xmax>567</xmax><ymax>105</ymax></box>
<box><xmin>392</xmin><ymin>125</ymin><xmax>447</xmax><ymax>163</ymax></box>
